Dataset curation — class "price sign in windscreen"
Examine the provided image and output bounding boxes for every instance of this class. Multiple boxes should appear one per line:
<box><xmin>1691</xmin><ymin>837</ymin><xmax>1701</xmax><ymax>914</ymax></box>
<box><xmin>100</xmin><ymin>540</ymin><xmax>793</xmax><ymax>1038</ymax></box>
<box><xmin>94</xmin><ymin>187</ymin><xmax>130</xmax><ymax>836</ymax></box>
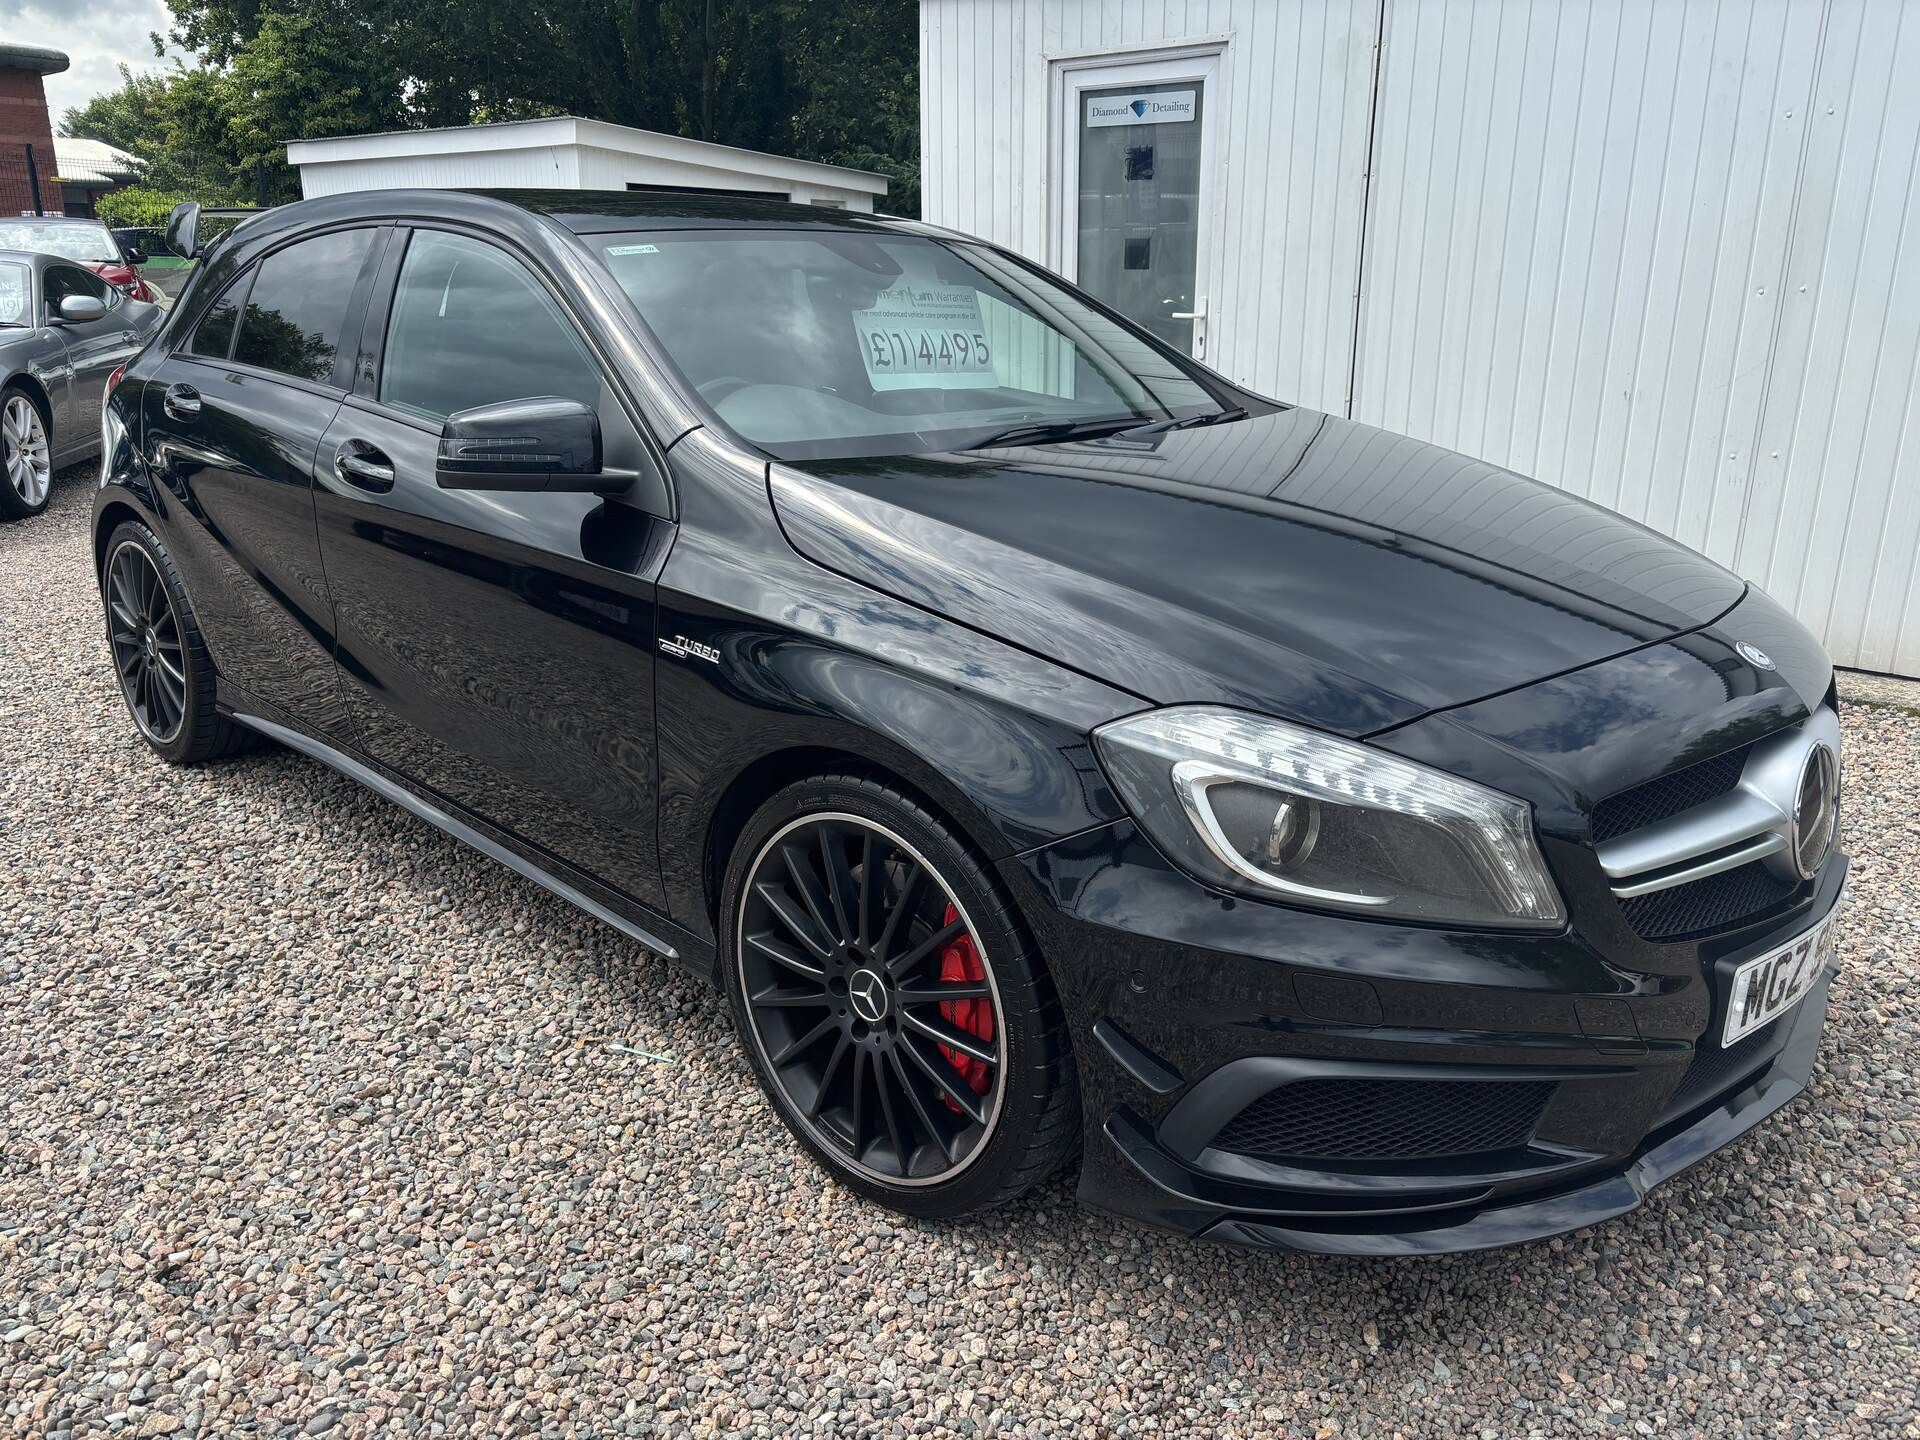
<box><xmin>855</xmin><ymin>285</ymin><xmax>997</xmax><ymax>391</ymax></box>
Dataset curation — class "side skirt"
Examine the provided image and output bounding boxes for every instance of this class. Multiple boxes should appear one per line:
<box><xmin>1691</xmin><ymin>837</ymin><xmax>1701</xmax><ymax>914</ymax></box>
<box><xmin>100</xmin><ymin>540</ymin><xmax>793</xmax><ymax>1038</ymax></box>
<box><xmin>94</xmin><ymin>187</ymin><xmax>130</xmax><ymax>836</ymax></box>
<box><xmin>233</xmin><ymin>710</ymin><xmax>694</xmax><ymax>967</ymax></box>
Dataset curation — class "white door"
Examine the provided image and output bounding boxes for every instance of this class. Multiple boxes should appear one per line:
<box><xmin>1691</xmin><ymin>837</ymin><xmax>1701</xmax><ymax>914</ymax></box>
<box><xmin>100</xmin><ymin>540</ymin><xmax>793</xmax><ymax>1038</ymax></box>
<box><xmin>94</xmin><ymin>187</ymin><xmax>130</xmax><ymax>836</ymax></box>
<box><xmin>1054</xmin><ymin>51</ymin><xmax>1222</xmax><ymax>362</ymax></box>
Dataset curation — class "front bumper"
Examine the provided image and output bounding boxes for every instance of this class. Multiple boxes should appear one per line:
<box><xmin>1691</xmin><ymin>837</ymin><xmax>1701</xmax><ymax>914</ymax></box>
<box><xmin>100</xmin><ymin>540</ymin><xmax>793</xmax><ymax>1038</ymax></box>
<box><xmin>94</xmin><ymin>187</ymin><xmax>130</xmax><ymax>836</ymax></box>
<box><xmin>1002</xmin><ymin>823</ymin><xmax>1846</xmax><ymax>1257</ymax></box>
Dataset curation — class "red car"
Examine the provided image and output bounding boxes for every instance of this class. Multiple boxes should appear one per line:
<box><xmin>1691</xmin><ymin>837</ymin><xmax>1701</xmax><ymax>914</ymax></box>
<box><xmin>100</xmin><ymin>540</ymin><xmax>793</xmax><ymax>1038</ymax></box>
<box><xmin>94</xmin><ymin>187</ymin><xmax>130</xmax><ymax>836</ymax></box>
<box><xmin>0</xmin><ymin>216</ymin><xmax>159</xmax><ymax>303</ymax></box>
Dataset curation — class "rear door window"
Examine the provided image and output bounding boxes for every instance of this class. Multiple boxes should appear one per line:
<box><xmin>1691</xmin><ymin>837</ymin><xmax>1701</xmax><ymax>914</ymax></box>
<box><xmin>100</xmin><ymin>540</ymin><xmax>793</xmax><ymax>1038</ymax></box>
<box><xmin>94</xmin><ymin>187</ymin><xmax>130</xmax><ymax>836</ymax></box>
<box><xmin>231</xmin><ymin>229</ymin><xmax>376</xmax><ymax>385</ymax></box>
<box><xmin>378</xmin><ymin>230</ymin><xmax>601</xmax><ymax>423</ymax></box>
<box><xmin>189</xmin><ymin>274</ymin><xmax>248</xmax><ymax>359</ymax></box>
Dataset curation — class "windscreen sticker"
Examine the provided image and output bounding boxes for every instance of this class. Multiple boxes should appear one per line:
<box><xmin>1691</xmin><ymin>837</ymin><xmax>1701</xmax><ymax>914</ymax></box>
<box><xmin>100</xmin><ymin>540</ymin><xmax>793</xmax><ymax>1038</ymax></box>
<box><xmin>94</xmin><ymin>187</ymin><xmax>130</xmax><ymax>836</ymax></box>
<box><xmin>606</xmin><ymin>243</ymin><xmax>660</xmax><ymax>256</ymax></box>
<box><xmin>853</xmin><ymin>284</ymin><xmax>996</xmax><ymax>391</ymax></box>
<box><xmin>0</xmin><ymin>267</ymin><xmax>25</xmax><ymax>325</ymax></box>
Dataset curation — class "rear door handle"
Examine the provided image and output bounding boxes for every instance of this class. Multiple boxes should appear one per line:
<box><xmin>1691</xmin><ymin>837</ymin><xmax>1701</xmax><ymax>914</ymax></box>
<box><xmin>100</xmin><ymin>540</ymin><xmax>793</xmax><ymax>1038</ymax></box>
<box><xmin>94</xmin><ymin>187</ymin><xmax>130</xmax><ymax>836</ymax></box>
<box><xmin>334</xmin><ymin>442</ymin><xmax>395</xmax><ymax>493</ymax></box>
<box><xmin>162</xmin><ymin>383</ymin><xmax>201</xmax><ymax>421</ymax></box>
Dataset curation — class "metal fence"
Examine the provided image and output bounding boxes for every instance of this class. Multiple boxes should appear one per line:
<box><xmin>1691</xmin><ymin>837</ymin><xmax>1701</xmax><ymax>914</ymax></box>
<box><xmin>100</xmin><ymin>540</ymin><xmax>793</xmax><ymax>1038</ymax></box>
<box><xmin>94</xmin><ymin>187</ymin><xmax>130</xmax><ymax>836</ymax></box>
<box><xmin>0</xmin><ymin>143</ymin><xmax>64</xmax><ymax>218</ymax></box>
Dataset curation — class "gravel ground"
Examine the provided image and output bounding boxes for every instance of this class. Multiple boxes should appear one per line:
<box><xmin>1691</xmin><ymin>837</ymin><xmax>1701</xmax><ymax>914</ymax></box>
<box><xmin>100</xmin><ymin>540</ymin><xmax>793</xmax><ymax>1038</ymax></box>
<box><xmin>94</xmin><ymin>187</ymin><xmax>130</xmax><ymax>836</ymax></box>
<box><xmin>3</xmin><ymin>466</ymin><xmax>1917</xmax><ymax>1439</ymax></box>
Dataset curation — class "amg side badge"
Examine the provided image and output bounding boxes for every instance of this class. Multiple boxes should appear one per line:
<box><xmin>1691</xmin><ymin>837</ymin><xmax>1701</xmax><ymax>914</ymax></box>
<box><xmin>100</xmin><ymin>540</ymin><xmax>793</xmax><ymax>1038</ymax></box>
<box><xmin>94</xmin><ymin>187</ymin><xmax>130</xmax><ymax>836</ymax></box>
<box><xmin>660</xmin><ymin>634</ymin><xmax>720</xmax><ymax>663</ymax></box>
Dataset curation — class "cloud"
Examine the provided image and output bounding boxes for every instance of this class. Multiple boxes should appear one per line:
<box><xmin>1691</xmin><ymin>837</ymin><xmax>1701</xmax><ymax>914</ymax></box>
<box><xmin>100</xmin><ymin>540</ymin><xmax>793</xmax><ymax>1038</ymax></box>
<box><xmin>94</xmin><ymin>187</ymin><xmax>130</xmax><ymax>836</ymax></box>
<box><xmin>0</xmin><ymin>0</ymin><xmax>192</xmax><ymax>126</ymax></box>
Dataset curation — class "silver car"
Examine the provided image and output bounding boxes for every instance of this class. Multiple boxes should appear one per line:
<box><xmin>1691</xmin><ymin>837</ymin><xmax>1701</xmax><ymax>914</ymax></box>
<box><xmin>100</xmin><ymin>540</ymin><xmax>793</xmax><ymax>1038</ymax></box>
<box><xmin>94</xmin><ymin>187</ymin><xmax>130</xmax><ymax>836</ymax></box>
<box><xmin>1</xmin><ymin>248</ymin><xmax>163</xmax><ymax>521</ymax></box>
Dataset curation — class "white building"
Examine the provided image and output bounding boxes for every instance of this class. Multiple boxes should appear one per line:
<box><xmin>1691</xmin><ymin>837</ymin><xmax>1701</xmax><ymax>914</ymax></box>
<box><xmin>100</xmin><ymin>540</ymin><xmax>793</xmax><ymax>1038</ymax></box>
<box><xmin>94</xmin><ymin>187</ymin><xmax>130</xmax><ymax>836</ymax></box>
<box><xmin>920</xmin><ymin>0</ymin><xmax>1920</xmax><ymax>677</ymax></box>
<box><xmin>50</xmin><ymin>136</ymin><xmax>143</xmax><ymax>217</ymax></box>
<box><xmin>287</xmin><ymin>116</ymin><xmax>888</xmax><ymax>212</ymax></box>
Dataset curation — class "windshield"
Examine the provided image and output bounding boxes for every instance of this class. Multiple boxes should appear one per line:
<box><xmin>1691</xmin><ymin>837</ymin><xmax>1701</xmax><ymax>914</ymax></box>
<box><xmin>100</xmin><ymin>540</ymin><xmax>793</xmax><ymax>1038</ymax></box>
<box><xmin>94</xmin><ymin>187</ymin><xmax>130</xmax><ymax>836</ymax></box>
<box><xmin>0</xmin><ymin>220</ymin><xmax>117</xmax><ymax>264</ymax></box>
<box><xmin>0</xmin><ymin>262</ymin><xmax>26</xmax><ymax>325</ymax></box>
<box><xmin>595</xmin><ymin>229</ymin><xmax>1229</xmax><ymax>459</ymax></box>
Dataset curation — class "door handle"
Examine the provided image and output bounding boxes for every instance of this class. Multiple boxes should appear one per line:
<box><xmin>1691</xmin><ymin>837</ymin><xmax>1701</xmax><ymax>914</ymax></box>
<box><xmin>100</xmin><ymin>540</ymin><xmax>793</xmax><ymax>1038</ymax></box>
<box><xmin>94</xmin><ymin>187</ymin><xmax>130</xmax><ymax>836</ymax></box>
<box><xmin>1169</xmin><ymin>294</ymin><xmax>1208</xmax><ymax>358</ymax></box>
<box><xmin>162</xmin><ymin>383</ymin><xmax>201</xmax><ymax>421</ymax></box>
<box><xmin>334</xmin><ymin>443</ymin><xmax>395</xmax><ymax>493</ymax></box>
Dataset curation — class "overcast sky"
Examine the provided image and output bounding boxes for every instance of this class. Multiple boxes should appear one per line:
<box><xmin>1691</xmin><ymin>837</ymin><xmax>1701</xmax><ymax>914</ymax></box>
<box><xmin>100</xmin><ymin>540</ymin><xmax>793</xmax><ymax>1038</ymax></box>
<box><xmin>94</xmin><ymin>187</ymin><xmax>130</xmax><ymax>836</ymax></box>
<box><xmin>2</xmin><ymin>0</ymin><xmax>191</xmax><ymax>130</ymax></box>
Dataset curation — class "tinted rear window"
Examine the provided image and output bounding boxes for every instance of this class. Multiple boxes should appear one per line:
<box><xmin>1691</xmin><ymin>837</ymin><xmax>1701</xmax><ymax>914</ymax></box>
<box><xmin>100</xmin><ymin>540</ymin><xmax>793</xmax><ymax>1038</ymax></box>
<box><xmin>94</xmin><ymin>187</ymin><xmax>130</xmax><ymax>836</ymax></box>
<box><xmin>232</xmin><ymin>229</ymin><xmax>375</xmax><ymax>383</ymax></box>
<box><xmin>189</xmin><ymin>276</ymin><xmax>245</xmax><ymax>359</ymax></box>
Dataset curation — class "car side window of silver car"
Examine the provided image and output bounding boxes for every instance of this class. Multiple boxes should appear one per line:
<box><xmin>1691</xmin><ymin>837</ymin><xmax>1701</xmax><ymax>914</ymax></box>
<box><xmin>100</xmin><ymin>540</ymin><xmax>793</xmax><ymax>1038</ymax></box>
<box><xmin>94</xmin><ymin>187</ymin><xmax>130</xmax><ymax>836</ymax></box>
<box><xmin>43</xmin><ymin>263</ymin><xmax>110</xmax><ymax>321</ymax></box>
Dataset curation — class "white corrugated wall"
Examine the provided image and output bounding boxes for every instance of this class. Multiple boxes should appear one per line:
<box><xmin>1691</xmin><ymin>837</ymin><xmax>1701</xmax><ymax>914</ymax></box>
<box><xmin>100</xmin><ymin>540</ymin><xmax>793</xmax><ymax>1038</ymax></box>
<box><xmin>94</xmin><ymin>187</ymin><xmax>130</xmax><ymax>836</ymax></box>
<box><xmin>920</xmin><ymin>0</ymin><xmax>1381</xmax><ymax>416</ymax></box>
<box><xmin>920</xmin><ymin>0</ymin><xmax>1920</xmax><ymax>675</ymax></box>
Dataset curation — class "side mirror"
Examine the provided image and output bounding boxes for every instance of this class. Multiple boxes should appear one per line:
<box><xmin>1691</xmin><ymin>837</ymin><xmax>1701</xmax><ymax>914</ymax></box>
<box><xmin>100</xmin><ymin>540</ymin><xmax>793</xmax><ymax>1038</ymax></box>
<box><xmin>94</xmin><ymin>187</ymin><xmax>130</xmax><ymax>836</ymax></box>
<box><xmin>57</xmin><ymin>294</ymin><xmax>107</xmax><ymax>323</ymax></box>
<box><xmin>435</xmin><ymin>396</ymin><xmax>629</xmax><ymax>494</ymax></box>
<box><xmin>164</xmin><ymin>201</ymin><xmax>201</xmax><ymax>261</ymax></box>
<box><xmin>122</xmin><ymin>243</ymin><xmax>147</xmax><ymax>265</ymax></box>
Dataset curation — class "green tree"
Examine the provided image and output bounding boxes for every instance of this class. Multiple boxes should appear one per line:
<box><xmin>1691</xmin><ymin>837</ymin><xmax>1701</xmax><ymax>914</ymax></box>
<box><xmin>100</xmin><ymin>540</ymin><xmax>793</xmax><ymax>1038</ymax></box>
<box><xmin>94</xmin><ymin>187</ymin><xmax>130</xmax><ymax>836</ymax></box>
<box><xmin>778</xmin><ymin>0</ymin><xmax>920</xmax><ymax>216</ymax></box>
<box><xmin>67</xmin><ymin>0</ymin><xmax>922</xmax><ymax>215</ymax></box>
<box><xmin>223</xmin><ymin>4</ymin><xmax>409</xmax><ymax>201</ymax></box>
<box><xmin>64</xmin><ymin>64</ymin><xmax>244</xmax><ymax>200</ymax></box>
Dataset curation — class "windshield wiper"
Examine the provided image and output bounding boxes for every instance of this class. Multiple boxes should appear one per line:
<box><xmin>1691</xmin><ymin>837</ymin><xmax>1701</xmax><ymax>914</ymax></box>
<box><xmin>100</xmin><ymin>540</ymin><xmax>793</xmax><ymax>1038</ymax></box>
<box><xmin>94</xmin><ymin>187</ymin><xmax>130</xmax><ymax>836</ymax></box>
<box><xmin>962</xmin><ymin>415</ymin><xmax>1145</xmax><ymax>450</ymax></box>
<box><xmin>1118</xmin><ymin>405</ymin><xmax>1249</xmax><ymax>438</ymax></box>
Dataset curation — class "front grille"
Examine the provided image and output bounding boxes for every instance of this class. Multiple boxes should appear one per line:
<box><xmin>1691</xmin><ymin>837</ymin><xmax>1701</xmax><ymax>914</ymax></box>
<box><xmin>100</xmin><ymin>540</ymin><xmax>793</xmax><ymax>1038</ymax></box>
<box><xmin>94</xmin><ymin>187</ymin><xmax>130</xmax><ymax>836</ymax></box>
<box><xmin>1210</xmin><ymin>1078</ymin><xmax>1554</xmax><ymax>1163</ymax></box>
<box><xmin>1591</xmin><ymin>745</ymin><xmax>1751</xmax><ymax>844</ymax></box>
<box><xmin>1618</xmin><ymin>860</ymin><xmax>1799</xmax><ymax>941</ymax></box>
<box><xmin>1662</xmin><ymin>1021</ymin><xmax>1779</xmax><ymax>1119</ymax></box>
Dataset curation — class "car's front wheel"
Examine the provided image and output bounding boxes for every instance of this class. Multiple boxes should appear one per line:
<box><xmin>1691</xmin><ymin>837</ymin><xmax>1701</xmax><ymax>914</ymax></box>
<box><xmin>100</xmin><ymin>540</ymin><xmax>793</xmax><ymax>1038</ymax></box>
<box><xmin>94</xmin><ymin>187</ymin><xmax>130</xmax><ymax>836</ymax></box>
<box><xmin>0</xmin><ymin>385</ymin><xmax>53</xmax><ymax>521</ymax></box>
<box><xmin>721</xmin><ymin>774</ymin><xmax>1079</xmax><ymax>1219</ymax></box>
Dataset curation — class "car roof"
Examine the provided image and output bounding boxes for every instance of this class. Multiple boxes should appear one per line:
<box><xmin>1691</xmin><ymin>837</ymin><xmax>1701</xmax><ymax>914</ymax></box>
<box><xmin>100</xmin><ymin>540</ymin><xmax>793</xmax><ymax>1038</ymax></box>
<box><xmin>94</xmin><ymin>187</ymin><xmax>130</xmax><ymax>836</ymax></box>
<box><xmin>0</xmin><ymin>215</ymin><xmax>105</xmax><ymax>228</ymax></box>
<box><xmin>461</xmin><ymin>188</ymin><xmax>916</xmax><ymax>235</ymax></box>
<box><xmin>214</xmin><ymin>188</ymin><xmax>939</xmax><ymax>247</ymax></box>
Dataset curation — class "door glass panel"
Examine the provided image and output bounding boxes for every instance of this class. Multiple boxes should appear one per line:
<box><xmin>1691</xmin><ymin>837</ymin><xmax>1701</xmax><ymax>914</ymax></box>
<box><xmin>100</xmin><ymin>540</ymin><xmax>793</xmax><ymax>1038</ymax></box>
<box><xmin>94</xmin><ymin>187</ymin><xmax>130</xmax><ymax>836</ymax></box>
<box><xmin>44</xmin><ymin>262</ymin><xmax>111</xmax><ymax>309</ymax></box>
<box><xmin>189</xmin><ymin>274</ymin><xmax>247</xmax><ymax>359</ymax></box>
<box><xmin>0</xmin><ymin>262</ymin><xmax>25</xmax><ymax>325</ymax></box>
<box><xmin>380</xmin><ymin>230</ymin><xmax>601</xmax><ymax>423</ymax></box>
<box><xmin>1076</xmin><ymin>80</ymin><xmax>1204</xmax><ymax>352</ymax></box>
<box><xmin>232</xmin><ymin>229</ymin><xmax>374</xmax><ymax>383</ymax></box>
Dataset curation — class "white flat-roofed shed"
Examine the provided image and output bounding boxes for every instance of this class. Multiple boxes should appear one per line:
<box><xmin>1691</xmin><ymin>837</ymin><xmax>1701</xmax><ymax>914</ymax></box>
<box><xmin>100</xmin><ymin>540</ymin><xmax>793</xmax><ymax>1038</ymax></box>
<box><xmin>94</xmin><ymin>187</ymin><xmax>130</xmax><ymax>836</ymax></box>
<box><xmin>287</xmin><ymin>116</ymin><xmax>888</xmax><ymax>211</ymax></box>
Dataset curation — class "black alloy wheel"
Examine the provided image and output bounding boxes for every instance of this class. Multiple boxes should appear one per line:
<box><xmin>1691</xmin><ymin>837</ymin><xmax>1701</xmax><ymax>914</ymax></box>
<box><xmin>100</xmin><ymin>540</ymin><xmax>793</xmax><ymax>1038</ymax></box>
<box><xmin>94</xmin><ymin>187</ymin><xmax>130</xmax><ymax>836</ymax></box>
<box><xmin>736</xmin><ymin>811</ymin><xmax>1007</xmax><ymax>1185</ymax></box>
<box><xmin>106</xmin><ymin>538</ymin><xmax>188</xmax><ymax>744</ymax></box>
<box><xmin>99</xmin><ymin>520</ymin><xmax>256</xmax><ymax>766</ymax></box>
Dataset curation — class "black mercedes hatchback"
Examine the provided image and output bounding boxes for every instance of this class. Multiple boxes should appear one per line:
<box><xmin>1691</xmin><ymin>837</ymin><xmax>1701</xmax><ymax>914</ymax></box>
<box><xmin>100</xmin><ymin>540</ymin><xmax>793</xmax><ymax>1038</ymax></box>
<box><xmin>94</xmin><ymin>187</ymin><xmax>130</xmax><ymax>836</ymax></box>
<box><xmin>93</xmin><ymin>191</ymin><xmax>1847</xmax><ymax>1254</ymax></box>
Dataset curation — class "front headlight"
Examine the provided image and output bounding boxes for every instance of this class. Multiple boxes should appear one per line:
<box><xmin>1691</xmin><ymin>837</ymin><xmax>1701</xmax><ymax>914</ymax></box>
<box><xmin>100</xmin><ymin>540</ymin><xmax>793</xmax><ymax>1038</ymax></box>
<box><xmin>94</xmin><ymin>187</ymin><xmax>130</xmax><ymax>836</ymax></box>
<box><xmin>1093</xmin><ymin>707</ymin><xmax>1565</xmax><ymax>929</ymax></box>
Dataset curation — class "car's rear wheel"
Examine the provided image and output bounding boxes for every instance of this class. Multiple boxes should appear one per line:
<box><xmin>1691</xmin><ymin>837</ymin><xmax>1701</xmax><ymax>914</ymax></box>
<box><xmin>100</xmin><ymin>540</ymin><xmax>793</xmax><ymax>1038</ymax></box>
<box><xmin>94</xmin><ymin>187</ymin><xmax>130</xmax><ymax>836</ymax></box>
<box><xmin>102</xmin><ymin>520</ymin><xmax>255</xmax><ymax>764</ymax></box>
<box><xmin>0</xmin><ymin>385</ymin><xmax>53</xmax><ymax>521</ymax></box>
<box><xmin>721</xmin><ymin>774</ymin><xmax>1078</xmax><ymax>1218</ymax></box>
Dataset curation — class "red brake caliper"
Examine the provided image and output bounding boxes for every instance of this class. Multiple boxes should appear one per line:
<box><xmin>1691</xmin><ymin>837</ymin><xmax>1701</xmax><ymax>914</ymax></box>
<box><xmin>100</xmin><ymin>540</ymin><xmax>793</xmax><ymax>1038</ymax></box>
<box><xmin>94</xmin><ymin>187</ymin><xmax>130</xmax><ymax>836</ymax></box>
<box><xmin>935</xmin><ymin>903</ymin><xmax>994</xmax><ymax>1110</ymax></box>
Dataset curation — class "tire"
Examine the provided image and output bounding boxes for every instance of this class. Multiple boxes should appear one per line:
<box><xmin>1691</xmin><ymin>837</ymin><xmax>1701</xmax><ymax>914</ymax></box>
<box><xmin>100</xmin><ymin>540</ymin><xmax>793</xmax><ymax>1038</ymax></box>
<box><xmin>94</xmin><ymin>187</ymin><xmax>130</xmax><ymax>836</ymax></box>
<box><xmin>0</xmin><ymin>384</ymin><xmax>53</xmax><ymax>521</ymax></box>
<box><xmin>721</xmin><ymin>772</ymin><xmax>1079</xmax><ymax>1220</ymax></box>
<box><xmin>100</xmin><ymin>519</ymin><xmax>257</xmax><ymax>764</ymax></box>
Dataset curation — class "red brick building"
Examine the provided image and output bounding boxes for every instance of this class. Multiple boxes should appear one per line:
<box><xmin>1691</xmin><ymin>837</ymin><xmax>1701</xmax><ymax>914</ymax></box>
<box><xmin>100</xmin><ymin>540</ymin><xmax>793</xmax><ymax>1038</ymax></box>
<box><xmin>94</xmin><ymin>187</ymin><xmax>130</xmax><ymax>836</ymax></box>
<box><xmin>0</xmin><ymin>43</ymin><xmax>68</xmax><ymax>216</ymax></box>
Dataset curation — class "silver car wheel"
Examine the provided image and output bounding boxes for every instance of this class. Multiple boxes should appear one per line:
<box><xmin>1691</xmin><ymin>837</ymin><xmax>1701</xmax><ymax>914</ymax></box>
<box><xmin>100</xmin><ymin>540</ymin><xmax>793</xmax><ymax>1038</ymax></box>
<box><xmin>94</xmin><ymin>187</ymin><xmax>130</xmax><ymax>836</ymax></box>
<box><xmin>3</xmin><ymin>394</ymin><xmax>50</xmax><ymax>507</ymax></box>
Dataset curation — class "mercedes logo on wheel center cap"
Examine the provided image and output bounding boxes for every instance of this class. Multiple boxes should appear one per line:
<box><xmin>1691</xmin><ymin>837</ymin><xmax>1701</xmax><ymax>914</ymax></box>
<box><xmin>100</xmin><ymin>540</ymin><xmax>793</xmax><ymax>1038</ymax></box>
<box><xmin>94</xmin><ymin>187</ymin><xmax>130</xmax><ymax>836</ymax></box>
<box><xmin>1791</xmin><ymin>743</ymin><xmax>1839</xmax><ymax>879</ymax></box>
<box><xmin>848</xmin><ymin>968</ymin><xmax>890</xmax><ymax>1024</ymax></box>
<box><xmin>1735</xmin><ymin>640</ymin><xmax>1776</xmax><ymax>671</ymax></box>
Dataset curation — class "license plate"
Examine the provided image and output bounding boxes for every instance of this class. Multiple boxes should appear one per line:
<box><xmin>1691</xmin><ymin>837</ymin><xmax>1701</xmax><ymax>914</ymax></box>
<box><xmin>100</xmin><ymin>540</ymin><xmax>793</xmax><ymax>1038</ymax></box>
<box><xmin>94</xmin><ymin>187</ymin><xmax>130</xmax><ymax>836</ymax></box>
<box><xmin>1722</xmin><ymin>904</ymin><xmax>1841</xmax><ymax>1046</ymax></box>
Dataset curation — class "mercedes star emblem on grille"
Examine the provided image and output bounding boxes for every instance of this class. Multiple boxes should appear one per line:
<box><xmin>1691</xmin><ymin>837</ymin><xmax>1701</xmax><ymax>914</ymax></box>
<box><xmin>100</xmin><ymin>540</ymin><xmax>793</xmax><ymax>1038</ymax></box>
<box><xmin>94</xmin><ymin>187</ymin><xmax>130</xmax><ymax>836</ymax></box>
<box><xmin>1791</xmin><ymin>743</ymin><xmax>1839</xmax><ymax>879</ymax></box>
